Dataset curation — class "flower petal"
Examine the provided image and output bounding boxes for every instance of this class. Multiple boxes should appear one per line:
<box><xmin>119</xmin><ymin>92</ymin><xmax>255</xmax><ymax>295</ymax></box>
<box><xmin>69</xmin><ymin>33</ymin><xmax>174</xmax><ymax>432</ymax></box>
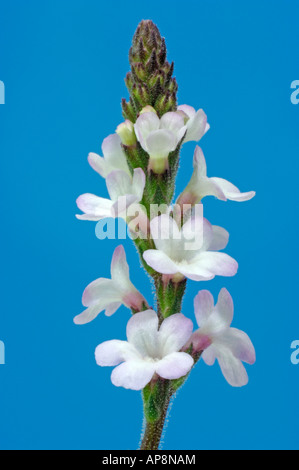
<box><xmin>106</xmin><ymin>170</ymin><xmax>133</xmax><ymax>202</ymax></box>
<box><xmin>160</xmin><ymin>112</ymin><xmax>186</xmax><ymax>142</ymax></box>
<box><xmin>110</xmin><ymin>245</ymin><xmax>132</xmax><ymax>291</ymax></box>
<box><xmin>155</xmin><ymin>352</ymin><xmax>194</xmax><ymax>380</ymax></box>
<box><xmin>146</xmin><ymin>129</ymin><xmax>177</xmax><ymax>158</ymax></box>
<box><xmin>209</xmin><ymin>226</ymin><xmax>229</xmax><ymax>251</ymax></box>
<box><xmin>184</xmin><ymin>109</ymin><xmax>208</xmax><ymax>143</ymax></box>
<box><xmin>95</xmin><ymin>340</ymin><xmax>138</xmax><ymax>366</ymax></box>
<box><xmin>143</xmin><ymin>249</ymin><xmax>179</xmax><ymax>275</ymax></box>
<box><xmin>209</xmin><ymin>177</ymin><xmax>256</xmax><ymax>202</ymax></box>
<box><xmin>193</xmin><ymin>146</ymin><xmax>207</xmax><ymax>178</ymax></box>
<box><xmin>76</xmin><ymin>194</ymin><xmax>113</xmax><ymax>220</ymax></box>
<box><xmin>88</xmin><ymin>152</ymin><xmax>106</xmax><ymax>178</ymax></box>
<box><xmin>74</xmin><ymin>302</ymin><xmax>108</xmax><ymax>325</ymax></box>
<box><xmin>132</xmin><ymin>168</ymin><xmax>146</xmax><ymax>201</ymax></box>
<box><xmin>102</xmin><ymin>134</ymin><xmax>130</xmax><ymax>175</ymax></box>
<box><xmin>134</xmin><ymin>112</ymin><xmax>160</xmax><ymax>151</ymax></box>
<box><xmin>126</xmin><ymin>310</ymin><xmax>159</xmax><ymax>356</ymax></box>
<box><xmin>192</xmin><ymin>251</ymin><xmax>238</xmax><ymax>278</ymax></box>
<box><xmin>221</xmin><ymin>328</ymin><xmax>256</xmax><ymax>365</ymax></box>
<box><xmin>111</xmin><ymin>360</ymin><xmax>156</xmax><ymax>390</ymax></box>
<box><xmin>150</xmin><ymin>214</ymin><xmax>182</xmax><ymax>255</ymax></box>
<box><xmin>82</xmin><ymin>278</ymin><xmax>120</xmax><ymax>307</ymax></box>
<box><xmin>177</xmin><ymin>105</ymin><xmax>196</xmax><ymax>119</ymax></box>
<box><xmin>158</xmin><ymin>313</ymin><xmax>194</xmax><ymax>355</ymax></box>
<box><xmin>216</xmin><ymin>346</ymin><xmax>249</xmax><ymax>387</ymax></box>
<box><xmin>194</xmin><ymin>290</ymin><xmax>215</xmax><ymax>327</ymax></box>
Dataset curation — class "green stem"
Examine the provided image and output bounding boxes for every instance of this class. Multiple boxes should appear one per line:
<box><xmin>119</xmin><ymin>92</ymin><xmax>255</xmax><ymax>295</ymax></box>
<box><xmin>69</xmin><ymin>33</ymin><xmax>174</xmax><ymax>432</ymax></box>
<box><xmin>140</xmin><ymin>381</ymin><xmax>173</xmax><ymax>450</ymax></box>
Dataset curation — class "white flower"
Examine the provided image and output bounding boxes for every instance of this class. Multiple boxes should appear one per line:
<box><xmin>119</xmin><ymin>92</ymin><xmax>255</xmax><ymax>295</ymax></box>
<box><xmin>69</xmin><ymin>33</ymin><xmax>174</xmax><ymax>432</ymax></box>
<box><xmin>95</xmin><ymin>310</ymin><xmax>194</xmax><ymax>390</ymax></box>
<box><xmin>187</xmin><ymin>288</ymin><xmax>256</xmax><ymax>387</ymax></box>
<box><xmin>76</xmin><ymin>168</ymin><xmax>145</xmax><ymax>221</ymax></box>
<box><xmin>134</xmin><ymin>109</ymin><xmax>186</xmax><ymax>174</ymax></box>
<box><xmin>88</xmin><ymin>134</ymin><xmax>131</xmax><ymax>179</ymax></box>
<box><xmin>74</xmin><ymin>245</ymin><xmax>147</xmax><ymax>325</ymax></box>
<box><xmin>177</xmin><ymin>105</ymin><xmax>210</xmax><ymax>143</ymax></box>
<box><xmin>143</xmin><ymin>214</ymin><xmax>238</xmax><ymax>282</ymax></box>
<box><xmin>177</xmin><ymin>146</ymin><xmax>256</xmax><ymax>207</ymax></box>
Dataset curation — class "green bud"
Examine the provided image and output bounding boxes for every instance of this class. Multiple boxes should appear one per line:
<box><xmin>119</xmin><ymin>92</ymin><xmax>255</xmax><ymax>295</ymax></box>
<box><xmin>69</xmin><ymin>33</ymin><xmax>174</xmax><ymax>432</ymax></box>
<box><xmin>116</xmin><ymin>120</ymin><xmax>137</xmax><ymax>147</ymax></box>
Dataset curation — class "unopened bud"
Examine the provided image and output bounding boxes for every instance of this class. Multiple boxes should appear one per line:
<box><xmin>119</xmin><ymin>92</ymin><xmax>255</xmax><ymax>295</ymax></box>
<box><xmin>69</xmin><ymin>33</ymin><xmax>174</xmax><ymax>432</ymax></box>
<box><xmin>116</xmin><ymin>120</ymin><xmax>137</xmax><ymax>146</ymax></box>
<box><xmin>140</xmin><ymin>105</ymin><xmax>157</xmax><ymax>115</ymax></box>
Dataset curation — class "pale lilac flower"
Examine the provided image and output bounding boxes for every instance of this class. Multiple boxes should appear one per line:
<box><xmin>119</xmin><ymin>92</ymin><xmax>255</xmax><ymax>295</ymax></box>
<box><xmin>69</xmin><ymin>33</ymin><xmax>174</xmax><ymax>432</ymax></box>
<box><xmin>177</xmin><ymin>105</ymin><xmax>210</xmax><ymax>143</ymax></box>
<box><xmin>88</xmin><ymin>134</ymin><xmax>131</xmax><ymax>179</ymax></box>
<box><xmin>143</xmin><ymin>214</ymin><xmax>238</xmax><ymax>282</ymax></box>
<box><xmin>74</xmin><ymin>245</ymin><xmax>147</xmax><ymax>325</ymax></box>
<box><xmin>134</xmin><ymin>108</ymin><xmax>186</xmax><ymax>173</ymax></box>
<box><xmin>76</xmin><ymin>168</ymin><xmax>145</xmax><ymax>221</ymax></box>
<box><xmin>177</xmin><ymin>146</ymin><xmax>256</xmax><ymax>207</ymax></box>
<box><xmin>187</xmin><ymin>288</ymin><xmax>256</xmax><ymax>387</ymax></box>
<box><xmin>95</xmin><ymin>310</ymin><xmax>194</xmax><ymax>390</ymax></box>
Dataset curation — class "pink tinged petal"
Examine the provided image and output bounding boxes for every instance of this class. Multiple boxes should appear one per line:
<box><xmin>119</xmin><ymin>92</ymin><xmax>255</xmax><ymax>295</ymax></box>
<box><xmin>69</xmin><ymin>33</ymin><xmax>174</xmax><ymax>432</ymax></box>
<box><xmin>143</xmin><ymin>250</ymin><xmax>179</xmax><ymax>275</ymax></box>
<box><xmin>102</xmin><ymin>134</ymin><xmax>130</xmax><ymax>175</ymax></box>
<box><xmin>82</xmin><ymin>278</ymin><xmax>120</xmax><ymax>307</ymax></box>
<box><xmin>132</xmin><ymin>168</ymin><xmax>146</xmax><ymax>201</ymax></box>
<box><xmin>177</xmin><ymin>105</ymin><xmax>196</xmax><ymax>119</ymax></box>
<box><xmin>193</xmin><ymin>146</ymin><xmax>207</xmax><ymax>178</ymax></box>
<box><xmin>88</xmin><ymin>153</ymin><xmax>106</xmax><ymax>178</ymax></box>
<box><xmin>214</xmin><ymin>288</ymin><xmax>234</xmax><ymax>328</ymax></box>
<box><xmin>160</xmin><ymin>112</ymin><xmax>185</xmax><ymax>138</ymax></box>
<box><xmin>155</xmin><ymin>352</ymin><xmax>194</xmax><ymax>380</ymax></box>
<box><xmin>95</xmin><ymin>340</ymin><xmax>138</xmax><ymax>367</ymax></box>
<box><xmin>106</xmin><ymin>170</ymin><xmax>133</xmax><ymax>202</ymax></box>
<box><xmin>209</xmin><ymin>226</ymin><xmax>229</xmax><ymax>251</ymax></box>
<box><xmin>192</xmin><ymin>252</ymin><xmax>238</xmax><ymax>278</ymax></box>
<box><xmin>134</xmin><ymin>112</ymin><xmax>160</xmax><ymax>150</ymax></box>
<box><xmin>110</xmin><ymin>245</ymin><xmax>130</xmax><ymax>288</ymax></box>
<box><xmin>194</xmin><ymin>290</ymin><xmax>215</xmax><ymax>327</ymax></box>
<box><xmin>158</xmin><ymin>313</ymin><xmax>194</xmax><ymax>355</ymax></box>
<box><xmin>202</xmin><ymin>345</ymin><xmax>217</xmax><ymax>366</ymax></box>
<box><xmin>105</xmin><ymin>302</ymin><xmax>122</xmax><ymax>317</ymax></box>
<box><xmin>209</xmin><ymin>177</ymin><xmax>256</xmax><ymax>202</ymax></box>
<box><xmin>216</xmin><ymin>348</ymin><xmax>249</xmax><ymax>387</ymax></box>
<box><xmin>187</xmin><ymin>332</ymin><xmax>212</xmax><ymax>352</ymax></box>
<box><xmin>74</xmin><ymin>303</ymin><xmax>108</xmax><ymax>325</ymax></box>
<box><xmin>126</xmin><ymin>310</ymin><xmax>159</xmax><ymax>356</ymax></box>
<box><xmin>222</xmin><ymin>328</ymin><xmax>256</xmax><ymax>365</ymax></box>
<box><xmin>76</xmin><ymin>194</ymin><xmax>113</xmax><ymax>219</ymax></box>
<box><xmin>178</xmin><ymin>262</ymin><xmax>216</xmax><ymax>282</ymax></box>
<box><xmin>184</xmin><ymin>109</ymin><xmax>208</xmax><ymax>143</ymax></box>
<box><xmin>111</xmin><ymin>361</ymin><xmax>156</xmax><ymax>390</ymax></box>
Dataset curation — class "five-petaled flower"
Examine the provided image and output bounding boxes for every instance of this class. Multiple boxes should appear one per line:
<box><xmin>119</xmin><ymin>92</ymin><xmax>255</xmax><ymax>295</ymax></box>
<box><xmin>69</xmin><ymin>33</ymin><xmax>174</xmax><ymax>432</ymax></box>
<box><xmin>76</xmin><ymin>168</ymin><xmax>145</xmax><ymax>221</ymax></box>
<box><xmin>74</xmin><ymin>245</ymin><xmax>147</xmax><ymax>325</ymax></box>
<box><xmin>143</xmin><ymin>214</ymin><xmax>238</xmax><ymax>282</ymax></box>
<box><xmin>177</xmin><ymin>146</ymin><xmax>256</xmax><ymax>208</ymax></box>
<box><xmin>186</xmin><ymin>288</ymin><xmax>256</xmax><ymax>387</ymax></box>
<box><xmin>133</xmin><ymin>105</ymin><xmax>208</xmax><ymax>174</ymax></box>
<box><xmin>95</xmin><ymin>309</ymin><xmax>194</xmax><ymax>390</ymax></box>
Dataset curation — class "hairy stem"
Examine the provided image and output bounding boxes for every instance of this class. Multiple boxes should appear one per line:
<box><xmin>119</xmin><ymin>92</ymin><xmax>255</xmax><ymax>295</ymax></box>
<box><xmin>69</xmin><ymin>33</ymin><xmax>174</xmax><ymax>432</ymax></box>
<box><xmin>140</xmin><ymin>381</ymin><xmax>173</xmax><ymax>450</ymax></box>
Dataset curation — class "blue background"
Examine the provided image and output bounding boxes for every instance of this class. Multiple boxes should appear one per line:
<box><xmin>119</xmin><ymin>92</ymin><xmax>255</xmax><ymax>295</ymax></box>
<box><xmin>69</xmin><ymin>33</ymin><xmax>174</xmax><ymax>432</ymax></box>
<box><xmin>0</xmin><ymin>0</ymin><xmax>298</xmax><ymax>450</ymax></box>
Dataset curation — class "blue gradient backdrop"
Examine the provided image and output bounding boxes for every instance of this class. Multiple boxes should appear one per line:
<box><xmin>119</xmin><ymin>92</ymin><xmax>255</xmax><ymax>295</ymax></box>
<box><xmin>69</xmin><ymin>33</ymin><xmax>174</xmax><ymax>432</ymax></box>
<box><xmin>0</xmin><ymin>0</ymin><xmax>298</xmax><ymax>450</ymax></box>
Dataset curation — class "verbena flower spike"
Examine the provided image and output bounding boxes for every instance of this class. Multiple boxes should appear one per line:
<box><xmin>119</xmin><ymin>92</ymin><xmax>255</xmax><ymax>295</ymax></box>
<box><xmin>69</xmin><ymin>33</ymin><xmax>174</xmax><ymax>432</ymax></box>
<box><xmin>75</xmin><ymin>20</ymin><xmax>256</xmax><ymax>450</ymax></box>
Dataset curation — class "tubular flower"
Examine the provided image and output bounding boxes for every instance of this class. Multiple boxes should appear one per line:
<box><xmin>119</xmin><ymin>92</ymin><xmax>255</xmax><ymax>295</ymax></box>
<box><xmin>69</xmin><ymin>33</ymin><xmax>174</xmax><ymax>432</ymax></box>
<box><xmin>74</xmin><ymin>245</ymin><xmax>147</xmax><ymax>325</ymax></box>
<box><xmin>143</xmin><ymin>214</ymin><xmax>238</xmax><ymax>282</ymax></box>
<box><xmin>177</xmin><ymin>105</ymin><xmax>210</xmax><ymax>143</ymax></box>
<box><xmin>177</xmin><ymin>146</ymin><xmax>256</xmax><ymax>207</ymax></box>
<box><xmin>95</xmin><ymin>310</ymin><xmax>194</xmax><ymax>390</ymax></box>
<box><xmin>88</xmin><ymin>134</ymin><xmax>131</xmax><ymax>179</ymax></box>
<box><xmin>76</xmin><ymin>168</ymin><xmax>145</xmax><ymax>221</ymax></box>
<box><xmin>187</xmin><ymin>288</ymin><xmax>256</xmax><ymax>387</ymax></box>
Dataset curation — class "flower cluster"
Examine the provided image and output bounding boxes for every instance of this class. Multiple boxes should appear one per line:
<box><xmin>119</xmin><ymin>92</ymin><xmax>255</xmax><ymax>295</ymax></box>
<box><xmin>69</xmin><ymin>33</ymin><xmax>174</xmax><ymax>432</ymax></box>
<box><xmin>74</xmin><ymin>19</ymin><xmax>256</xmax><ymax>450</ymax></box>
